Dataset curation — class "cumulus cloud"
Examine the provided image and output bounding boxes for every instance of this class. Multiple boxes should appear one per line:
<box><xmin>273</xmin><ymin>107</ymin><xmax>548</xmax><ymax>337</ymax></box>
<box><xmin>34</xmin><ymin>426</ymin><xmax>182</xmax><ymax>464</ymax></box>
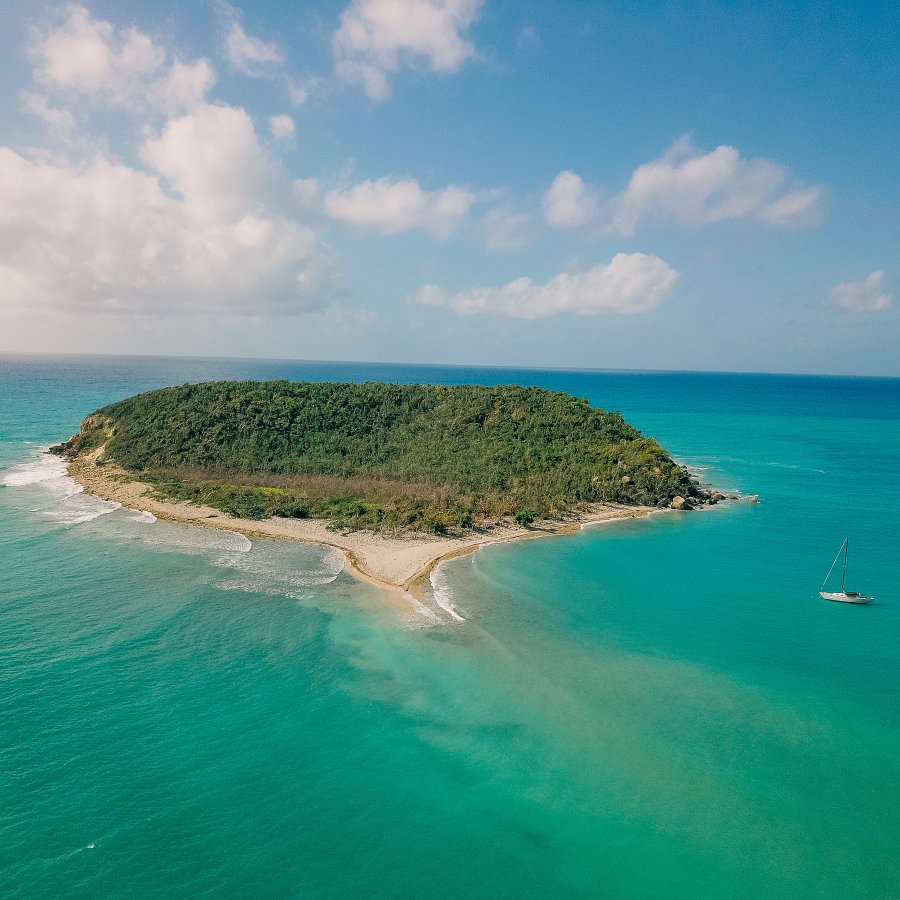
<box><xmin>543</xmin><ymin>137</ymin><xmax>824</xmax><ymax>235</ymax></box>
<box><xmin>0</xmin><ymin>114</ymin><xmax>334</xmax><ymax>316</ymax></box>
<box><xmin>414</xmin><ymin>253</ymin><xmax>678</xmax><ymax>318</ymax></box>
<box><xmin>3</xmin><ymin>6</ymin><xmax>338</xmax><ymax>321</ymax></box>
<box><xmin>829</xmin><ymin>270</ymin><xmax>892</xmax><ymax>313</ymax></box>
<box><xmin>543</xmin><ymin>171</ymin><xmax>600</xmax><ymax>229</ymax></box>
<box><xmin>142</xmin><ymin>104</ymin><xmax>274</xmax><ymax>222</ymax></box>
<box><xmin>333</xmin><ymin>0</ymin><xmax>484</xmax><ymax>100</ymax></box>
<box><xmin>27</xmin><ymin>4</ymin><xmax>214</xmax><ymax>115</ymax></box>
<box><xmin>324</xmin><ymin>177</ymin><xmax>475</xmax><ymax>237</ymax></box>
<box><xmin>609</xmin><ymin>137</ymin><xmax>823</xmax><ymax>234</ymax></box>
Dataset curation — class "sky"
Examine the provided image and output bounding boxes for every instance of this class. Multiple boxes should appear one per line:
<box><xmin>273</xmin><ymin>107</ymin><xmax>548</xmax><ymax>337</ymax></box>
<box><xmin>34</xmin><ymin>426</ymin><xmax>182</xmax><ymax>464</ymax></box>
<box><xmin>1</xmin><ymin>0</ymin><xmax>898</xmax><ymax>375</ymax></box>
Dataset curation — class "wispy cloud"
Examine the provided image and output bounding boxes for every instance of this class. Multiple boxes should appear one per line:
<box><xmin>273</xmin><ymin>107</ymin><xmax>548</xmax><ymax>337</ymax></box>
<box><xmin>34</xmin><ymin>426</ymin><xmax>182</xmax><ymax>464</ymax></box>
<box><xmin>333</xmin><ymin>0</ymin><xmax>484</xmax><ymax>100</ymax></box>
<box><xmin>269</xmin><ymin>113</ymin><xmax>296</xmax><ymax>140</ymax></box>
<box><xmin>414</xmin><ymin>253</ymin><xmax>678</xmax><ymax>318</ymax></box>
<box><xmin>829</xmin><ymin>270</ymin><xmax>892</xmax><ymax>313</ymax></box>
<box><xmin>480</xmin><ymin>206</ymin><xmax>534</xmax><ymax>253</ymax></box>
<box><xmin>221</xmin><ymin>12</ymin><xmax>284</xmax><ymax>75</ymax></box>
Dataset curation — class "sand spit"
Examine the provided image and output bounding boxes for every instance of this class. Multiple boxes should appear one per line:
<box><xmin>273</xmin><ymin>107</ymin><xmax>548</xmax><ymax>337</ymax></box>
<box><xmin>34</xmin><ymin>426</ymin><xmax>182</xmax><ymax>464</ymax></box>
<box><xmin>67</xmin><ymin>452</ymin><xmax>656</xmax><ymax>600</ymax></box>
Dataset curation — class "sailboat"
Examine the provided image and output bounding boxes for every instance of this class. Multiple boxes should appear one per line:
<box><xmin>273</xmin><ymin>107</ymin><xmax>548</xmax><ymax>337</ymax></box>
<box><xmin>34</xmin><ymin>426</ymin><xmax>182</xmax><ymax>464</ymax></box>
<box><xmin>819</xmin><ymin>537</ymin><xmax>873</xmax><ymax>604</ymax></box>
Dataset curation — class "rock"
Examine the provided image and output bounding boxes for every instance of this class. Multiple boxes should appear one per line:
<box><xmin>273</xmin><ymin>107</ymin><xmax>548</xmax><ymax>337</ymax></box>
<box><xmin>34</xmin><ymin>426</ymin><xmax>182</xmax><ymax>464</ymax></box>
<box><xmin>748</xmin><ymin>495</ymin><xmax>759</xmax><ymax>504</ymax></box>
<box><xmin>621</xmin><ymin>475</ymin><xmax>631</xmax><ymax>483</ymax></box>
<box><xmin>670</xmin><ymin>495</ymin><xmax>692</xmax><ymax>510</ymax></box>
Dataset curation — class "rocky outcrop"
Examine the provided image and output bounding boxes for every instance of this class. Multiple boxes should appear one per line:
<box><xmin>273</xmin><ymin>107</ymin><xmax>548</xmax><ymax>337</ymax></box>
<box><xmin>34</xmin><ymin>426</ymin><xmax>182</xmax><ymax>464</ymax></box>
<box><xmin>49</xmin><ymin>414</ymin><xmax>115</xmax><ymax>459</ymax></box>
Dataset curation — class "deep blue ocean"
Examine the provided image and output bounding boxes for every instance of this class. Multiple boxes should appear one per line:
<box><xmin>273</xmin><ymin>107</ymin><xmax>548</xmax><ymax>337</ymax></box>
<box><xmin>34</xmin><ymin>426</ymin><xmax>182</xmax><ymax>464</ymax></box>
<box><xmin>1</xmin><ymin>354</ymin><xmax>898</xmax><ymax>898</ymax></box>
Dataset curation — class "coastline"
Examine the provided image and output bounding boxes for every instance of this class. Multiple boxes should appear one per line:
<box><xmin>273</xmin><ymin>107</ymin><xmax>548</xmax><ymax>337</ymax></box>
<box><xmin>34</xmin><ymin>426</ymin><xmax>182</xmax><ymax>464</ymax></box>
<box><xmin>66</xmin><ymin>452</ymin><xmax>657</xmax><ymax>602</ymax></box>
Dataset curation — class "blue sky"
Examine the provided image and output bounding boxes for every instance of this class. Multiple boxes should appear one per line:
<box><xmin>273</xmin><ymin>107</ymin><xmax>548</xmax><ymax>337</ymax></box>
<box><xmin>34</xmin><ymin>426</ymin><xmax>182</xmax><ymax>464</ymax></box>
<box><xmin>1</xmin><ymin>0</ymin><xmax>897</xmax><ymax>374</ymax></box>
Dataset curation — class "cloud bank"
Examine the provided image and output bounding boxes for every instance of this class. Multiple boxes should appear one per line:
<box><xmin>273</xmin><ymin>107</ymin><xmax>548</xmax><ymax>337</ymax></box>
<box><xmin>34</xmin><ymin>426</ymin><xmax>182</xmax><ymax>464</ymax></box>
<box><xmin>2</xmin><ymin>6</ymin><xmax>334</xmax><ymax>318</ymax></box>
<box><xmin>415</xmin><ymin>253</ymin><xmax>678</xmax><ymax>318</ymax></box>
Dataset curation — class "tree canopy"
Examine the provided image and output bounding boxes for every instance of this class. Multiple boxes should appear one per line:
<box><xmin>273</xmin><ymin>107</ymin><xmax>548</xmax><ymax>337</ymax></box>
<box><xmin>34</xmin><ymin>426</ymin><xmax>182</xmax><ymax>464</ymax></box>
<box><xmin>70</xmin><ymin>380</ymin><xmax>696</xmax><ymax>532</ymax></box>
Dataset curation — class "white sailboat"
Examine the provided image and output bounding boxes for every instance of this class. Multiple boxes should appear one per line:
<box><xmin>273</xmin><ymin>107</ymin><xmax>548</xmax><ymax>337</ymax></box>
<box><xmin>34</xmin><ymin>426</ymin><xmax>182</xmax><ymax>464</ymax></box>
<box><xmin>819</xmin><ymin>537</ymin><xmax>873</xmax><ymax>604</ymax></box>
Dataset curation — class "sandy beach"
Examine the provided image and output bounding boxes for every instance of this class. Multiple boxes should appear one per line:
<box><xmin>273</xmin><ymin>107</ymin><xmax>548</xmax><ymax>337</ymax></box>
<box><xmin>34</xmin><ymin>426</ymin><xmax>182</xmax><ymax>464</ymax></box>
<box><xmin>67</xmin><ymin>452</ymin><xmax>656</xmax><ymax>600</ymax></box>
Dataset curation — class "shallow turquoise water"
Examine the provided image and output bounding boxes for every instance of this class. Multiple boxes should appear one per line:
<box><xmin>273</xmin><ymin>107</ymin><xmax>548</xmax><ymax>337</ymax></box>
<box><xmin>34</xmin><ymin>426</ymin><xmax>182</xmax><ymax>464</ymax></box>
<box><xmin>1</xmin><ymin>355</ymin><xmax>898</xmax><ymax>898</ymax></box>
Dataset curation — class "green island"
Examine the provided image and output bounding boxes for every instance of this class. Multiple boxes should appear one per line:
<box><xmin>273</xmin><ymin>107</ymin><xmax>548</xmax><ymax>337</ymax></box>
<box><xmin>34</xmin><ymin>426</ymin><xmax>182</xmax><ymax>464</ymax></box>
<box><xmin>57</xmin><ymin>380</ymin><xmax>712</xmax><ymax>533</ymax></box>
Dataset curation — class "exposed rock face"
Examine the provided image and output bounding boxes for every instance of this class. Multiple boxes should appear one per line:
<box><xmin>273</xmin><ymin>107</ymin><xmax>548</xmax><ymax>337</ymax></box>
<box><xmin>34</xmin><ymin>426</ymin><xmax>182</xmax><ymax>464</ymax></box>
<box><xmin>660</xmin><ymin>487</ymin><xmax>740</xmax><ymax>510</ymax></box>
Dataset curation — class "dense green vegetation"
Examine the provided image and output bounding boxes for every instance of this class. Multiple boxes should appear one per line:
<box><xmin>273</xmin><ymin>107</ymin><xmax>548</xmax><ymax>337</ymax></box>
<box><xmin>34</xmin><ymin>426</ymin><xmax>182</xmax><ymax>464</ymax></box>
<box><xmin>67</xmin><ymin>381</ymin><xmax>697</xmax><ymax>532</ymax></box>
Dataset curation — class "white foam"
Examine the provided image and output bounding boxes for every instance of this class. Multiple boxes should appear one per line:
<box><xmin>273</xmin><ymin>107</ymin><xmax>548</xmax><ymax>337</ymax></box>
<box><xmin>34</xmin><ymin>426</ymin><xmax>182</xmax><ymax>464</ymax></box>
<box><xmin>400</xmin><ymin>591</ymin><xmax>444</xmax><ymax>628</ymax></box>
<box><xmin>2</xmin><ymin>451</ymin><xmax>67</xmax><ymax>486</ymax></box>
<box><xmin>142</xmin><ymin>526</ymin><xmax>252</xmax><ymax>554</ymax></box>
<box><xmin>213</xmin><ymin>544</ymin><xmax>343</xmax><ymax>595</ymax></box>
<box><xmin>429</xmin><ymin>563</ymin><xmax>466</xmax><ymax>622</ymax></box>
<box><xmin>46</xmin><ymin>493</ymin><xmax>121</xmax><ymax>525</ymax></box>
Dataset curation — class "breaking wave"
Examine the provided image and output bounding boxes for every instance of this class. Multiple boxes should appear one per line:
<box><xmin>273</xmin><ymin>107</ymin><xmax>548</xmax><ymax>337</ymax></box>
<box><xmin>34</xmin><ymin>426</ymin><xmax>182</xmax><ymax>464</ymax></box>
<box><xmin>430</xmin><ymin>563</ymin><xmax>466</xmax><ymax>622</ymax></box>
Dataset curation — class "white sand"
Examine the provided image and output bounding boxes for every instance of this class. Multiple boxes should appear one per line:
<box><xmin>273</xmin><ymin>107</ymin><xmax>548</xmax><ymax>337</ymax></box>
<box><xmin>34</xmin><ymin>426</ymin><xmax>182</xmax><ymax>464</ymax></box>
<box><xmin>68</xmin><ymin>452</ymin><xmax>656</xmax><ymax>596</ymax></box>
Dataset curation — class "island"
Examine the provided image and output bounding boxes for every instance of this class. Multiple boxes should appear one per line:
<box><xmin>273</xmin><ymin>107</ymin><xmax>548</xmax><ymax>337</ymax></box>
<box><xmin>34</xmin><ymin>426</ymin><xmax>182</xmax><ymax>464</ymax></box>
<box><xmin>53</xmin><ymin>381</ymin><xmax>724</xmax><ymax>598</ymax></box>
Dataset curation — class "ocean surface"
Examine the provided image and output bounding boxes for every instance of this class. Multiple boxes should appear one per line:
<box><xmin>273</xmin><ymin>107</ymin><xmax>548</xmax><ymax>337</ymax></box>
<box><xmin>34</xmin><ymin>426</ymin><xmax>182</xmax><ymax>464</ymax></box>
<box><xmin>1</xmin><ymin>354</ymin><xmax>898</xmax><ymax>899</ymax></box>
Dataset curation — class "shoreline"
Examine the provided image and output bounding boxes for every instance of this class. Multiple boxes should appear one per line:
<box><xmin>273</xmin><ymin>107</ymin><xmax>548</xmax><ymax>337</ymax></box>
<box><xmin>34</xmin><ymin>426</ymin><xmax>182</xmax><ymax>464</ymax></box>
<box><xmin>66</xmin><ymin>453</ymin><xmax>658</xmax><ymax>604</ymax></box>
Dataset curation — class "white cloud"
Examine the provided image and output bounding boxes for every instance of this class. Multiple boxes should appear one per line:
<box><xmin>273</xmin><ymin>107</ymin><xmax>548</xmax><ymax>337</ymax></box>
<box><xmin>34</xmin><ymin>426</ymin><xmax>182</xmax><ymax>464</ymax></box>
<box><xmin>29</xmin><ymin>4</ymin><xmax>164</xmax><ymax>95</ymax></box>
<box><xmin>543</xmin><ymin>171</ymin><xmax>600</xmax><ymax>229</ymax></box>
<box><xmin>607</xmin><ymin>137</ymin><xmax>823</xmax><ymax>235</ymax></box>
<box><xmin>8</xmin><ymin>8</ymin><xmax>338</xmax><ymax>320</ymax></box>
<box><xmin>543</xmin><ymin>138</ymin><xmax>823</xmax><ymax>236</ymax></box>
<box><xmin>829</xmin><ymin>270</ymin><xmax>892</xmax><ymax>313</ymax></box>
<box><xmin>0</xmin><ymin>104</ymin><xmax>335</xmax><ymax>316</ymax></box>
<box><xmin>333</xmin><ymin>0</ymin><xmax>484</xmax><ymax>100</ymax></box>
<box><xmin>225</xmin><ymin>20</ymin><xmax>284</xmax><ymax>75</ymax></box>
<box><xmin>269</xmin><ymin>114</ymin><xmax>296</xmax><ymax>140</ymax></box>
<box><xmin>27</xmin><ymin>4</ymin><xmax>214</xmax><ymax>115</ymax></box>
<box><xmin>141</xmin><ymin>104</ymin><xmax>273</xmax><ymax>223</ymax></box>
<box><xmin>151</xmin><ymin>59</ymin><xmax>217</xmax><ymax>115</ymax></box>
<box><xmin>21</xmin><ymin>91</ymin><xmax>77</xmax><ymax>142</ymax></box>
<box><xmin>324</xmin><ymin>177</ymin><xmax>475</xmax><ymax>237</ymax></box>
<box><xmin>414</xmin><ymin>253</ymin><xmax>678</xmax><ymax>318</ymax></box>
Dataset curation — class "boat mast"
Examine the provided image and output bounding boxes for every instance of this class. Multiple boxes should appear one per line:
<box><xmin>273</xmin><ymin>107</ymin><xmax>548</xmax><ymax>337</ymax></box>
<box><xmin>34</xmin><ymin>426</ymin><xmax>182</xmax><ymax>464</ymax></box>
<box><xmin>841</xmin><ymin>537</ymin><xmax>848</xmax><ymax>592</ymax></box>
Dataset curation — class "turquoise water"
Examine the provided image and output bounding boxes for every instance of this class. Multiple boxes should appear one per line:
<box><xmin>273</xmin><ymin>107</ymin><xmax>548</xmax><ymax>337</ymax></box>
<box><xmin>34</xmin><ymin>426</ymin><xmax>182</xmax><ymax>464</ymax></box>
<box><xmin>1</xmin><ymin>355</ymin><xmax>898</xmax><ymax>898</ymax></box>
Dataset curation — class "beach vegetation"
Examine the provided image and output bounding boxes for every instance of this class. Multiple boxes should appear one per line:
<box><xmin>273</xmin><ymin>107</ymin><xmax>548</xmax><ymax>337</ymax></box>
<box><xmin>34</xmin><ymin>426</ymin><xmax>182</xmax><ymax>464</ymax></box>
<box><xmin>69</xmin><ymin>381</ymin><xmax>698</xmax><ymax>533</ymax></box>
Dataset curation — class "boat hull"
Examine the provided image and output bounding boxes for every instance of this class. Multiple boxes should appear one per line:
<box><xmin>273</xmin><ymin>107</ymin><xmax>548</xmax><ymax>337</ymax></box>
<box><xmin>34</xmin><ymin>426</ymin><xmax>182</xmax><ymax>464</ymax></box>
<box><xmin>819</xmin><ymin>591</ymin><xmax>873</xmax><ymax>604</ymax></box>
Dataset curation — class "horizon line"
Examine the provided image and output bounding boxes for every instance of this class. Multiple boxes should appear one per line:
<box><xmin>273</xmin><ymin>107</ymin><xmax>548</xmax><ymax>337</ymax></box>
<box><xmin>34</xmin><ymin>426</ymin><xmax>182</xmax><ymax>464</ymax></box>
<box><xmin>0</xmin><ymin>349</ymin><xmax>897</xmax><ymax>381</ymax></box>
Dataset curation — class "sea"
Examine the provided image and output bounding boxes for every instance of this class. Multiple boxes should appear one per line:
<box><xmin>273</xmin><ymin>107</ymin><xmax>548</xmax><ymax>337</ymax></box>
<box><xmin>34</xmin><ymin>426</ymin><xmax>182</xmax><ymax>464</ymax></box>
<box><xmin>1</xmin><ymin>354</ymin><xmax>898</xmax><ymax>899</ymax></box>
